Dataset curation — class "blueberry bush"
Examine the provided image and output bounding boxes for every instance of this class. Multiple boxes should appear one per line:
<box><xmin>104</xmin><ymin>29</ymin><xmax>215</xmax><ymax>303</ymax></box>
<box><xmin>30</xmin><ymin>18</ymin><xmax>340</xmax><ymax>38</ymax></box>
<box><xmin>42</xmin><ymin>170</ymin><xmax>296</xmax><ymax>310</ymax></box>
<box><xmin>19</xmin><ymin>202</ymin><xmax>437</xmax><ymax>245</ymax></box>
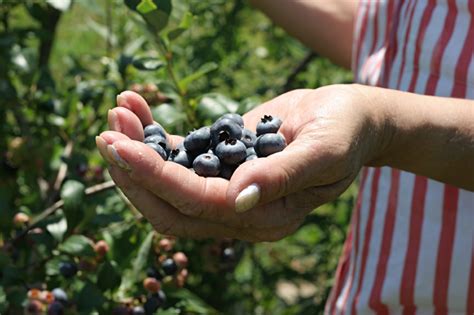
<box><xmin>0</xmin><ymin>0</ymin><xmax>355</xmax><ymax>314</ymax></box>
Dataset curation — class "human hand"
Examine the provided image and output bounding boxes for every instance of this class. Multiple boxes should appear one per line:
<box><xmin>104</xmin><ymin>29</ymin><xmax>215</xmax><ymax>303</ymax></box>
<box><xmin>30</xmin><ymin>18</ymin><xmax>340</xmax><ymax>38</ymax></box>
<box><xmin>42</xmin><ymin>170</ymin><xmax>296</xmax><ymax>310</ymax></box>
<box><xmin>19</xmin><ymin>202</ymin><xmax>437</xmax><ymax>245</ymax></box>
<box><xmin>96</xmin><ymin>84</ymin><xmax>387</xmax><ymax>241</ymax></box>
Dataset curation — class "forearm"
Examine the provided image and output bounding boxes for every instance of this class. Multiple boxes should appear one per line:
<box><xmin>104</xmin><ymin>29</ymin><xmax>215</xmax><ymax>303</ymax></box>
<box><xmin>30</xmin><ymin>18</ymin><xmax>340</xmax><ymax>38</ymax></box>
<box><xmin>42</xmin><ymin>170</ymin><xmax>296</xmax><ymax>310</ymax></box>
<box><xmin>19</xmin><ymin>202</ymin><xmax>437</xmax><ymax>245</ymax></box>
<box><xmin>249</xmin><ymin>0</ymin><xmax>358</xmax><ymax>69</ymax></box>
<box><xmin>365</xmin><ymin>85</ymin><xmax>474</xmax><ymax>191</ymax></box>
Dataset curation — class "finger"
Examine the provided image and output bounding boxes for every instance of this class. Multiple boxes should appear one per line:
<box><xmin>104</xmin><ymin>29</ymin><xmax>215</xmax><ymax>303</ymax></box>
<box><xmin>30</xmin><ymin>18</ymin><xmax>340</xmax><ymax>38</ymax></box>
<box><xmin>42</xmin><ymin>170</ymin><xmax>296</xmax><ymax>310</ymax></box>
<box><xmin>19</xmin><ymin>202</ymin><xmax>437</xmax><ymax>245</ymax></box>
<box><xmin>116</xmin><ymin>90</ymin><xmax>154</xmax><ymax>126</ymax></box>
<box><xmin>108</xmin><ymin>165</ymin><xmax>240</xmax><ymax>239</ymax></box>
<box><xmin>108</xmin><ymin>107</ymin><xmax>144</xmax><ymax>141</ymax></box>
<box><xmin>96</xmin><ymin>131</ymin><xmax>131</xmax><ymax>165</ymax></box>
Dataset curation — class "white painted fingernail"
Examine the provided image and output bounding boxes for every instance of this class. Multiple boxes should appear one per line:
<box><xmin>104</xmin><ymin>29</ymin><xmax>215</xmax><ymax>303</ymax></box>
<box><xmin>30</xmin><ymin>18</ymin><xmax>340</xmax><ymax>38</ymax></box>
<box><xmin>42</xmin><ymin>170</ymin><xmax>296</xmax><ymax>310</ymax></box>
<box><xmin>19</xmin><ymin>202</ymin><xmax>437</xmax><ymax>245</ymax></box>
<box><xmin>106</xmin><ymin>144</ymin><xmax>131</xmax><ymax>171</ymax></box>
<box><xmin>235</xmin><ymin>184</ymin><xmax>261</xmax><ymax>213</ymax></box>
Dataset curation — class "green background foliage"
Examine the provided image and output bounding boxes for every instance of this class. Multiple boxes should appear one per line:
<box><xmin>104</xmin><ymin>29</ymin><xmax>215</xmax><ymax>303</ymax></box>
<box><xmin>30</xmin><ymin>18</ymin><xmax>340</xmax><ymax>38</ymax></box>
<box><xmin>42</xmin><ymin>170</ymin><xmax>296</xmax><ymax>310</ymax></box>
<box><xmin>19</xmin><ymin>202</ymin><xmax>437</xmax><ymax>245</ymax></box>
<box><xmin>0</xmin><ymin>0</ymin><xmax>355</xmax><ymax>314</ymax></box>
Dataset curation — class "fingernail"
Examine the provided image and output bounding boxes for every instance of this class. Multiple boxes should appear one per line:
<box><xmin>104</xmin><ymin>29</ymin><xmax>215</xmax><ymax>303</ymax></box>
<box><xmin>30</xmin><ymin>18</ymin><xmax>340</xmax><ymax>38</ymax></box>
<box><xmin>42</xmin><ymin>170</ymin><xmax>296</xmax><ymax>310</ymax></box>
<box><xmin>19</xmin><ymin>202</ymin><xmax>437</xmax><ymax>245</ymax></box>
<box><xmin>95</xmin><ymin>136</ymin><xmax>113</xmax><ymax>163</ymax></box>
<box><xmin>235</xmin><ymin>184</ymin><xmax>261</xmax><ymax>213</ymax></box>
<box><xmin>106</xmin><ymin>144</ymin><xmax>131</xmax><ymax>170</ymax></box>
<box><xmin>116</xmin><ymin>93</ymin><xmax>126</xmax><ymax>106</ymax></box>
<box><xmin>108</xmin><ymin>109</ymin><xmax>121</xmax><ymax>132</ymax></box>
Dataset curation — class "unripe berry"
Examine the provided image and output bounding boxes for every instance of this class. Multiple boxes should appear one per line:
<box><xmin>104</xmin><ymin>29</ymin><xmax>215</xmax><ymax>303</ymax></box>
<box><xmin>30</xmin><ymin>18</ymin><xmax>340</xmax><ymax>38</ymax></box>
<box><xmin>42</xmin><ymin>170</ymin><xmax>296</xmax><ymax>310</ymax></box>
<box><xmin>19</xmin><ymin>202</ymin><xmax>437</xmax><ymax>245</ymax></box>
<box><xmin>41</xmin><ymin>290</ymin><xmax>55</xmax><ymax>304</ymax></box>
<box><xmin>172</xmin><ymin>252</ymin><xmax>188</xmax><ymax>269</ymax></box>
<box><xmin>143</xmin><ymin>277</ymin><xmax>161</xmax><ymax>293</ymax></box>
<box><xmin>13</xmin><ymin>212</ymin><xmax>29</xmax><ymax>227</ymax></box>
<box><xmin>158</xmin><ymin>238</ymin><xmax>173</xmax><ymax>252</ymax></box>
<box><xmin>27</xmin><ymin>288</ymin><xmax>42</xmax><ymax>300</ymax></box>
<box><xmin>94</xmin><ymin>240</ymin><xmax>109</xmax><ymax>257</ymax></box>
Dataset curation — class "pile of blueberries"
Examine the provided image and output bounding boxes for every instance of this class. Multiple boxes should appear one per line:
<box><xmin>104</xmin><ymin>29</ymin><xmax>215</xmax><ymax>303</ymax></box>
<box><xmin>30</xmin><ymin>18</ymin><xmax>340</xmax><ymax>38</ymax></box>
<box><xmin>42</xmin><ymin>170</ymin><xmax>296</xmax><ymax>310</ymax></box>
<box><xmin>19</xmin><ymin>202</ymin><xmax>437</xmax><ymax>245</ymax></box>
<box><xmin>143</xmin><ymin>113</ymin><xmax>286</xmax><ymax>179</ymax></box>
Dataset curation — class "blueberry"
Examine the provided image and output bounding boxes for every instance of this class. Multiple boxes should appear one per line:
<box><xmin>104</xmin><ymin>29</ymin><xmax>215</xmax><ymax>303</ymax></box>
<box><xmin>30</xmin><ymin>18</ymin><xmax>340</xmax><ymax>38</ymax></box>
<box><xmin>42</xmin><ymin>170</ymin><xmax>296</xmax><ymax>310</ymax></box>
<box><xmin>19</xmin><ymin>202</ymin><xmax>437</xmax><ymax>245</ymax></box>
<box><xmin>145</xmin><ymin>142</ymin><xmax>168</xmax><ymax>160</ymax></box>
<box><xmin>161</xmin><ymin>258</ymin><xmax>178</xmax><ymax>276</ymax></box>
<box><xmin>215</xmin><ymin>139</ymin><xmax>247</xmax><ymax>165</ymax></box>
<box><xmin>59</xmin><ymin>262</ymin><xmax>77</xmax><ymax>278</ymax></box>
<box><xmin>132</xmin><ymin>306</ymin><xmax>145</xmax><ymax>315</ymax></box>
<box><xmin>51</xmin><ymin>288</ymin><xmax>68</xmax><ymax>304</ymax></box>
<box><xmin>221</xmin><ymin>247</ymin><xmax>236</xmax><ymax>262</ymax></box>
<box><xmin>219</xmin><ymin>164</ymin><xmax>238</xmax><ymax>180</ymax></box>
<box><xmin>146</xmin><ymin>266</ymin><xmax>163</xmax><ymax>280</ymax></box>
<box><xmin>167</xmin><ymin>149</ymin><xmax>192</xmax><ymax>168</ymax></box>
<box><xmin>219</xmin><ymin>113</ymin><xmax>244</xmax><ymax>128</ymax></box>
<box><xmin>246</xmin><ymin>147</ymin><xmax>256</xmax><ymax>157</ymax></box>
<box><xmin>241</xmin><ymin>128</ymin><xmax>257</xmax><ymax>148</ymax></box>
<box><xmin>210</xmin><ymin>118</ymin><xmax>243</xmax><ymax>146</ymax></box>
<box><xmin>256</xmin><ymin>115</ymin><xmax>282</xmax><ymax>136</ymax></box>
<box><xmin>144</xmin><ymin>134</ymin><xmax>169</xmax><ymax>151</ymax></box>
<box><xmin>112</xmin><ymin>306</ymin><xmax>131</xmax><ymax>315</ymax></box>
<box><xmin>184</xmin><ymin>126</ymin><xmax>211</xmax><ymax>154</ymax></box>
<box><xmin>47</xmin><ymin>301</ymin><xmax>64</xmax><ymax>315</ymax></box>
<box><xmin>245</xmin><ymin>154</ymin><xmax>258</xmax><ymax>161</ymax></box>
<box><xmin>144</xmin><ymin>123</ymin><xmax>167</xmax><ymax>139</ymax></box>
<box><xmin>255</xmin><ymin>133</ymin><xmax>287</xmax><ymax>157</ymax></box>
<box><xmin>192</xmin><ymin>153</ymin><xmax>220</xmax><ymax>177</ymax></box>
<box><xmin>144</xmin><ymin>292</ymin><xmax>165</xmax><ymax>314</ymax></box>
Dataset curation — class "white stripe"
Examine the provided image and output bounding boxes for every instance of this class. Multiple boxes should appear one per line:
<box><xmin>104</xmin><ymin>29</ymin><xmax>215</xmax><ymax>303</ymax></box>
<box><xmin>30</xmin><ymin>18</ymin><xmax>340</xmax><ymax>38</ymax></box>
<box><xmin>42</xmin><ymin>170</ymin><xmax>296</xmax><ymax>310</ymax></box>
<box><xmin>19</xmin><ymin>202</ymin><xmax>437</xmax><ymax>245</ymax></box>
<box><xmin>352</xmin><ymin>2</ymin><xmax>369</xmax><ymax>74</ymax></box>
<box><xmin>447</xmin><ymin>189</ymin><xmax>474</xmax><ymax>310</ymax></box>
<box><xmin>343</xmin><ymin>167</ymin><xmax>377</xmax><ymax>314</ymax></box>
<box><xmin>380</xmin><ymin>171</ymin><xmax>416</xmax><ymax>308</ymax></box>
<box><xmin>413</xmin><ymin>180</ymin><xmax>444</xmax><ymax>307</ymax></box>
<box><xmin>465</xmin><ymin>49</ymin><xmax>474</xmax><ymax>100</ymax></box>
<box><xmin>388</xmin><ymin>0</ymin><xmax>416</xmax><ymax>89</ymax></box>
<box><xmin>397</xmin><ymin>0</ymin><xmax>424</xmax><ymax>92</ymax></box>
<box><xmin>355</xmin><ymin>167</ymin><xmax>392</xmax><ymax>314</ymax></box>
<box><xmin>335</xmin><ymin>168</ymin><xmax>375</xmax><ymax>315</ymax></box>
<box><xmin>414</xmin><ymin>2</ymin><xmax>447</xmax><ymax>94</ymax></box>
<box><xmin>359</xmin><ymin>2</ymin><xmax>377</xmax><ymax>84</ymax></box>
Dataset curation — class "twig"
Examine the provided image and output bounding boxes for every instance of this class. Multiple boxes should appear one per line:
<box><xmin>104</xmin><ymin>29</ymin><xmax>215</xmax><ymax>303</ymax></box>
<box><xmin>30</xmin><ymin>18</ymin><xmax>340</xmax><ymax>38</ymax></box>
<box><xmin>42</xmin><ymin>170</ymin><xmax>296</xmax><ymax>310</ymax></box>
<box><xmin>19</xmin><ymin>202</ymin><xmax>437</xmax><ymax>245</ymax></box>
<box><xmin>281</xmin><ymin>52</ymin><xmax>318</xmax><ymax>93</ymax></box>
<box><xmin>45</xmin><ymin>140</ymin><xmax>73</xmax><ymax>206</ymax></box>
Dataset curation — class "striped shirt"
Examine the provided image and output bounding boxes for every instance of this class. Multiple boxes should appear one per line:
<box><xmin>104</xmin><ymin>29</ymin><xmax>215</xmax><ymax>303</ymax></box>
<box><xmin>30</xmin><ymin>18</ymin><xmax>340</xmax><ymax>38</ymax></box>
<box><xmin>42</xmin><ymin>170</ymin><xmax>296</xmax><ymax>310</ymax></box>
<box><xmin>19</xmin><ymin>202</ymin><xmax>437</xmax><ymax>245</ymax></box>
<box><xmin>325</xmin><ymin>1</ymin><xmax>474</xmax><ymax>314</ymax></box>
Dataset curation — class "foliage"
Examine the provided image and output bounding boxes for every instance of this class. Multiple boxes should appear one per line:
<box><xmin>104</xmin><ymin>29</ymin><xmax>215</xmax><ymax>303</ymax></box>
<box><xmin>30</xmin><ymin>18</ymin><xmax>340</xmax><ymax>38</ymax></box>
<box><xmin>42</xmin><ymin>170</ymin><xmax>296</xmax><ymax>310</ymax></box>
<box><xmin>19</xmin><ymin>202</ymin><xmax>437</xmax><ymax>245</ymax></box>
<box><xmin>0</xmin><ymin>0</ymin><xmax>354</xmax><ymax>314</ymax></box>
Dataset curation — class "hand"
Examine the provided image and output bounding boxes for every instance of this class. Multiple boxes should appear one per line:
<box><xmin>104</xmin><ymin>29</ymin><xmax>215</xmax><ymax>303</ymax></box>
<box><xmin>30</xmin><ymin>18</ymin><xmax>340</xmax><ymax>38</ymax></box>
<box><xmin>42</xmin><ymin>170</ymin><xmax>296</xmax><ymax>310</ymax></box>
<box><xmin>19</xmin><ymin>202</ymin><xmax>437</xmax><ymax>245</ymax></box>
<box><xmin>96</xmin><ymin>84</ymin><xmax>387</xmax><ymax>241</ymax></box>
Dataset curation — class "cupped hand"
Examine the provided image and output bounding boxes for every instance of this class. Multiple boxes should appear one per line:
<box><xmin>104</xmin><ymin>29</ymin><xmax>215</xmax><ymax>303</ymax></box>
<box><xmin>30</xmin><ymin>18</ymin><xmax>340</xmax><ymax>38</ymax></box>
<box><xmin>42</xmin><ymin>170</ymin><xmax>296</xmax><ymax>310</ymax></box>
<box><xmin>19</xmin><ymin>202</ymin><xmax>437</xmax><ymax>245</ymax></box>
<box><xmin>96</xmin><ymin>84</ymin><xmax>387</xmax><ymax>242</ymax></box>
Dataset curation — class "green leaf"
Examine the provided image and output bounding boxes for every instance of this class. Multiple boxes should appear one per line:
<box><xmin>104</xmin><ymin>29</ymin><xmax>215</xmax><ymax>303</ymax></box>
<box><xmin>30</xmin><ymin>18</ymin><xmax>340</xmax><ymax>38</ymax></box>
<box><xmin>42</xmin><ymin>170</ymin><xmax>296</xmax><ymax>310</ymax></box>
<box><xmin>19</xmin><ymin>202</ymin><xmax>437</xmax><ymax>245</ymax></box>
<box><xmin>151</xmin><ymin>103</ymin><xmax>186</xmax><ymax>132</ymax></box>
<box><xmin>132</xmin><ymin>57</ymin><xmax>164</xmax><ymax>71</ymax></box>
<box><xmin>137</xmin><ymin>0</ymin><xmax>157</xmax><ymax>14</ymax></box>
<box><xmin>60</xmin><ymin>180</ymin><xmax>85</xmax><ymax>211</ymax></box>
<box><xmin>59</xmin><ymin>235</ymin><xmax>95</xmax><ymax>257</ymax></box>
<box><xmin>46</xmin><ymin>0</ymin><xmax>72</xmax><ymax>11</ymax></box>
<box><xmin>132</xmin><ymin>231</ymin><xmax>154</xmax><ymax>275</ymax></box>
<box><xmin>167</xmin><ymin>11</ymin><xmax>193</xmax><ymax>41</ymax></box>
<box><xmin>97</xmin><ymin>260</ymin><xmax>121</xmax><ymax>291</ymax></box>
<box><xmin>196</xmin><ymin>93</ymin><xmax>239</xmax><ymax>122</ymax></box>
<box><xmin>178</xmin><ymin>62</ymin><xmax>218</xmax><ymax>92</ymax></box>
<box><xmin>0</xmin><ymin>286</ymin><xmax>7</xmax><ymax>313</ymax></box>
<box><xmin>46</xmin><ymin>217</ymin><xmax>68</xmax><ymax>242</ymax></box>
<box><xmin>125</xmin><ymin>0</ymin><xmax>172</xmax><ymax>34</ymax></box>
<box><xmin>76</xmin><ymin>282</ymin><xmax>105</xmax><ymax>312</ymax></box>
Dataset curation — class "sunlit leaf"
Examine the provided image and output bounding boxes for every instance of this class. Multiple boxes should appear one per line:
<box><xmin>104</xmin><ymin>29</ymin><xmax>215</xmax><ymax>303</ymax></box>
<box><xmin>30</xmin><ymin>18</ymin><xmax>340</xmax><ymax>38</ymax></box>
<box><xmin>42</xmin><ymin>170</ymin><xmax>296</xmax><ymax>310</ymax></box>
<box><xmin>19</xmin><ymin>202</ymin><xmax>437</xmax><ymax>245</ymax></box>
<box><xmin>59</xmin><ymin>235</ymin><xmax>95</xmax><ymax>257</ymax></box>
<box><xmin>137</xmin><ymin>0</ymin><xmax>157</xmax><ymax>14</ymax></box>
<box><xmin>178</xmin><ymin>62</ymin><xmax>218</xmax><ymax>91</ymax></box>
<box><xmin>46</xmin><ymin>217</ymin><xmax>67</xmax><ymax>242</ymax></box>
<box><xmin>132</xmin><ymin>57</ymin><xmax>164</xmax><ymax>71</ymax></box>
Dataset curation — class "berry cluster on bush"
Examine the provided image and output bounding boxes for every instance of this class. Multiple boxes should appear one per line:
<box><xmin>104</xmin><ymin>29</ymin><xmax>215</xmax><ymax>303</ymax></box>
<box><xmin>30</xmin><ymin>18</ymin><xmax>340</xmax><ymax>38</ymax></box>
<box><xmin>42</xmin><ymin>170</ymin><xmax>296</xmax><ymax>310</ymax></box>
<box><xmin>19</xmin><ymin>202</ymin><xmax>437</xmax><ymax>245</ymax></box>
<box><xmin>142</xmin><ymin>113</ymin><xmax>286</xmax><ymax>179</ymax></box>
<box><xmin>25</xmin><ymin>288</ymin><xmax>67</xmax><ymax>315</ymax></box>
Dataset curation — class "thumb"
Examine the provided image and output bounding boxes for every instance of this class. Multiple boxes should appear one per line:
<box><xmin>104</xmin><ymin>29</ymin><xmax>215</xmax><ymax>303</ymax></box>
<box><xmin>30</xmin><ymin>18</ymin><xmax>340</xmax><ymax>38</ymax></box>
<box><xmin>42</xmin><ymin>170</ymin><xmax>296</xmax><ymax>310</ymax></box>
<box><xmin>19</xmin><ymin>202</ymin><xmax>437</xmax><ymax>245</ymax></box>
<box><xmin>227</xmin><ymin>139</ymin><xmax>320</xmax><ymax>213</ymax></box>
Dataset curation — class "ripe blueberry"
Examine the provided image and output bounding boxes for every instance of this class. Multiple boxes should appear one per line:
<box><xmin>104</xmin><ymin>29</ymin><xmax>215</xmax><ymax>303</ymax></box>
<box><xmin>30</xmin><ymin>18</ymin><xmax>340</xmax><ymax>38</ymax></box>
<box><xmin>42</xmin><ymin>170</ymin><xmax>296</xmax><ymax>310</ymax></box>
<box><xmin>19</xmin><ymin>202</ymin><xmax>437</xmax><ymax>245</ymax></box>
<box><xmin>219</xmin><ymin>163</ymin><xmax>238</xmax><ymax>180</ymax></box>
<box><xmin>184</xmin><ymin>127</ymin><xmax>211</xmax><ymax>154</ymax></box>
<box><xmin>144</xmin><ymin>134</ymin><xmax>169</xmax><ymax>151</ymax></box>
<box><xmin>219</xmin><ymin>113</ymin><xmax>244</xmax><ymax>128</ymax></box>
<box><xmin>144</xmin><ymin>123</ymin><xmax>166</xmax><ymax>139</ymax></box>
<box><xmin>145</xmin><ymin>142</ymin><xmax>168</xmax><ymax>160</ymax></box>
<box><xmin>51</xmin><ymin>288</ymin><xmax>68</xmax><ymax>304</ymax></box>
<box><xmin>215</xmin><ymin>139</ymin><xmax>247</xmax><ymax>165</ymax></box>
<box><xmin>144</xmin><ymin>291</ymin><xmax>166</xmax><ymax>314</ymax></box>
<box><xmin>192</xmin><ymin>153</ymin><xmax>220</xmax><ymax>177</ymax></box>
<box><xmin>146</xmin><ymin>266</ymin><xmax>163</xmax><ymax>280</ymax></box>
<box><xmin>210</xmin><ymin>118</ymin><xmax>243</xmax><ymax>146</ymax></box>
<box><xmin>47</xmin><ymin>301</ymin><xmax>64</xmax><ymax>315</ymax></box>
<box><xmin>256</xmin><ymin>115</ymin><xmax>282</xmax><ymax>136</ymax></box>
<box><xmin>246</xmin><ymin>147</ymin><xmax>256</xmax><ymax>157</ymax></box>
<box><xmin>241</xmin><ymin>128</ymin><xmax>257</xmax><ymax>148</ymax></box>
<box><xmin>254</xmin><ymin>133</ymin><xmax>287</xmax><ymax>157</ymax></box>
<box><xmin>161</xmin><ymin>258</ymin><xmax>178</xmax><ymax>276</ymax></box>
<box><xmin>59</xmin><ymin>262</ymin><xmax>77</xmax><ymax>278</ymax></box>
<box><xmin>167</xmin><ymin>149</ymin><xmax>191</xmax><ymax>168</ymax></box>
<box><xmin>221</xmin><ymin>247</ymin><xmax>236</xmax><ymax>262</ymax></box>
<box><xmin>132</xmin><ymin>306</ymin><xmax>145</xmax><ymax>315</ymax></box>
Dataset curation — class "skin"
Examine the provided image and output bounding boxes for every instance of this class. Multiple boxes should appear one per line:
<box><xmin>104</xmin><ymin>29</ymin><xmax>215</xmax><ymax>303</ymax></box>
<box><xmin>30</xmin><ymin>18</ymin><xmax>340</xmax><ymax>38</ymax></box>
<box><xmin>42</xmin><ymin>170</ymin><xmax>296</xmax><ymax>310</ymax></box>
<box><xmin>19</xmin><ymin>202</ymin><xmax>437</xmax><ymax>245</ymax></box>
<box><xmin>97</xmin><ymin>87</ymin><xmax>474</xmax><ymax>242</ymax></box>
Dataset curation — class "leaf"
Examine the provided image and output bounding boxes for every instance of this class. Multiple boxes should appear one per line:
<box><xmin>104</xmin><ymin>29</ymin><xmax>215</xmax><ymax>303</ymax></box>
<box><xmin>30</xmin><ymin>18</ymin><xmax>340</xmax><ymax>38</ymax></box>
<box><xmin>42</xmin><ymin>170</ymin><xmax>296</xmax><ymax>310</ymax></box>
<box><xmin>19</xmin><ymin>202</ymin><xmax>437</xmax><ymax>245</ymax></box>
<box><xmin>59</xmin><ymin>235</ymin><xmax>95</xmax><ymax>257</ymax></box>
<box><xmin>137</xmin><ymin>0</ymin><xmax>157</xmax><ymax>14</ymax></box>
<box><xmin>151</xmin><ymin>103</ymin><xmax>186</xmax><ymax>131</ymax></box>
<box><xmin>76</xmin><ymin>282</ymin><xmax>104</xmax><ymax>312</ymax></box>
<box><xmin>196</xmin><ymin>93</ymin><xmax>239</xmax><ymax>122</ymax></box>
<box><xmin>60</xmin><ymin>180</ymin><xmax>85</xmax><ymax>211</ymax></box>
<box><xmin>0</xmin><ymin>286</ymin><xmax>7</xmax><ymax>313</ymax></box>
<box><xmin>97</xmin><ymin>260</ymin><xmax>121</xmax><ymax>291</ymax></box>
<box><xmin>46</xmin><ymin>0</ymin><xmax>72</xmax><ymax>11</ymax></box>
<box><xmin>132</xmin><ymin>57</ymin><xmax>164</xmax><ymax>71</ymax></box>
<box><xmin>167</xmin><ymin>11</ymin><xmax>193</xmax><ymax>41</ymax></box>
<box><xmin>132</xmin><ymin>231</ymin><xmax>154</xmax><ymax>276</ymax></box>
<box><xmin>46</xmin><ymin>217</ymin><xmax>68</xmax><ymax>242</ymax></box>
<box><xmin>178</xmin><ymin>62</ymin><xmax>218</xmax><ymax>92</ymax></box>
<box><xmin>125</xmin><ymin>0</ymin><xmax>172</xmax><ymax>34</ymax></box>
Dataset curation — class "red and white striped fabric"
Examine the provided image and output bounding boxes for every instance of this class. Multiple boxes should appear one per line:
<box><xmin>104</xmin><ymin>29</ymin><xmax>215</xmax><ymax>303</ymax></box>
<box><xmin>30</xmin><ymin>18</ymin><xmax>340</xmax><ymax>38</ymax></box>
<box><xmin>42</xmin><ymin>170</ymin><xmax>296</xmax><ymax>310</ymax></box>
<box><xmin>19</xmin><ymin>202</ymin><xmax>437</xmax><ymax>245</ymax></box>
<box><xmin>325</xmin><ymin>1</ymin><xmax>474</xmax><ymax>314</ymax></box>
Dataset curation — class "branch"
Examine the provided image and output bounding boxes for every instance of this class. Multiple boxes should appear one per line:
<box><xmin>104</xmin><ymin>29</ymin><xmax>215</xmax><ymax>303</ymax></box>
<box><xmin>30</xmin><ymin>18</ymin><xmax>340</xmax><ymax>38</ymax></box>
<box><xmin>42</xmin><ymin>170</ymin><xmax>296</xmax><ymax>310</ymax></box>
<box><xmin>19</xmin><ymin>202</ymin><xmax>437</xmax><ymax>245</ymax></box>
<box><xmin>281</xmin><ymin>52</ymin><xmax>318</xmax><ymax>93</ymax></box>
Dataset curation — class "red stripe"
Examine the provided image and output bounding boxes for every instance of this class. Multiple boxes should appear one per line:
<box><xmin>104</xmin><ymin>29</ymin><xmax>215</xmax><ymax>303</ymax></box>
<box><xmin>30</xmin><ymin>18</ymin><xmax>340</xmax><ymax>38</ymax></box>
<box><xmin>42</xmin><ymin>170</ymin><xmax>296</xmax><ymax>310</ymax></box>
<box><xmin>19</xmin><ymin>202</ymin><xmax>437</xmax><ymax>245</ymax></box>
<box><xmin>396</xmin><ymin>0</ymin><xmax>418</xmax><ymax>90</ymax></box>
<box><xmin>433</xmin><ymin>186</ymin><xmax>459</xmax><ymax>315</ymax></box>
<box><xmin>380</xmin><ymin>0</ymin><xmax>404</xmax><ymax>87</ymax></box>
<box><xmin>351</xmin><ymin>168</ymin><xmax>382</xmax><ymax>315</ymax></box>
<box><xmin>466</xmin><ymin>248</ymin><xmax>474</xmax><ymax>315</ymax></box>
<box><xmin>368</xmin><ymin>169</ymin><xmax>401</xmax><ymax>315</ymax></box>
<box><xmin>451</xmin><ymin>0</ymin><xmax>474</xmax><ymax>98</ymax></box>
<box><xmin>339</xmin><ymin>167</ymin><xmax>370</xmax><ymax>313</ymax></box>
<box><xmin>407</xmin><ymin>0</ymin><xmax>436</xmax><ymax>93</ymax></box>
<box><xmin>400</xmin><ymin>176</ymin><xmax>428</xmax><ymax>315</ymax></box>
<box><xmin>425</xmin><ymin>0</ymin><xmax>458</xmax><ymax>96</ymax></box>
<box><xmin>383</xmin><ymin>0</ymin><xmax>396</xmax><ymax>44</ymax></box>
<box><xmin>354</xmin><ymin>2</ymin><xmax>372</xmax><ymax>78</ymax></box>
